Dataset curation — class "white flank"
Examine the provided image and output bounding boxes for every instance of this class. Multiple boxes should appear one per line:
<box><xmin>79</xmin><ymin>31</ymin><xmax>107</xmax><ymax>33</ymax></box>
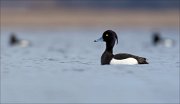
<box><xmin>19</xmin><ymin>40</ymin><xmax>30</xmax><ymax>47</ymax></box>
<box><xmin>110</xmin><ymin>58</ymin><xmax>138</xmax><ymax>65</ymax></box>
<box><xmin>163</xmin><ymin>39</ymin><xmax>174</xmax><ymax>47</ymax></box>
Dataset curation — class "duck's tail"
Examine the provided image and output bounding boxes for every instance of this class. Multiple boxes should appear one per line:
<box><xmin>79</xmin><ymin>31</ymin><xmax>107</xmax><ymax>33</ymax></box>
<box><xmin>138</xmin><ymin>57</ymin><xmax>149</xmax><ymax>64</ymax></box>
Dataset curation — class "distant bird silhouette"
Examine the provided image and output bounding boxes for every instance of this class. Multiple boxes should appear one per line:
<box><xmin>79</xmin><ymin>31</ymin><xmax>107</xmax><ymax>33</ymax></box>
<box><xmin>9</xmin><ymin>33</ymin><xmax>19</xmax><ymax>45</ymax></box>
<box><xmin>9</xmin><ymin>33</ymin><xmax>31</xmax><ymax>47</ymax></box>
<box><xmin>152</xmin><ymin>32</ymin><xmax>175</xmax><ymax>47</ymax></box>
<box><xmin>152</xmin><ymin>32</ymin><xmax>161</xmax><ymax>46</ymax></box>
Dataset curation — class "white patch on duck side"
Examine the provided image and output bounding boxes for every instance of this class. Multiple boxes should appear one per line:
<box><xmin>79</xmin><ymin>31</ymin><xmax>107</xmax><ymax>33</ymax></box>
<box><xmin>110</xmin><ymin>58</ymin><xmax>138</xmax><ymax>65</ymax></box>
<box><xmin>18</xmin><ymin>40</ymin><xmax>30</xmax><ymax>47</ymax></box>
<box><xmin>162</xmin><ymin>39</ymin><xmax>174</xmax><ymax>47</ymax></box>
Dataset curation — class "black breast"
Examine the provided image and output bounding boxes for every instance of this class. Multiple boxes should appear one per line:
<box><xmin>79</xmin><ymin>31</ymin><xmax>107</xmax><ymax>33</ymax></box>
<box><xmin>101</xmin><ymin>51</ymin><xmax>113</xmax><ymax>65</ymax></box>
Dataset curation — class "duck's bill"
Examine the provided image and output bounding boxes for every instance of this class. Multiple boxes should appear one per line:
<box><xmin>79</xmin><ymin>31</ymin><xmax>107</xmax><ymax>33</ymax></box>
<box><xmin>94</xmin><ymin>37</ymin><xmax>103</xmax><ymax>42</ymax></box>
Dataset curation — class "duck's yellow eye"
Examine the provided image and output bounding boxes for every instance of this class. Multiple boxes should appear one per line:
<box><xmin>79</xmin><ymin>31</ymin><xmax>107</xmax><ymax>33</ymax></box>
<box><xmin>106</xmin><ymin>34</ymin><xmax>108</xmax><ymax>36</ymax></box>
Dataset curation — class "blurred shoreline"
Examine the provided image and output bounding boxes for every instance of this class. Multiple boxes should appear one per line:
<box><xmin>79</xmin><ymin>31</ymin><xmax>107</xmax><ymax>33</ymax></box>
<box><xmin>1</xmin><ymin>8</ymin><xmax>179</xmax><ymax>28</ymax></box>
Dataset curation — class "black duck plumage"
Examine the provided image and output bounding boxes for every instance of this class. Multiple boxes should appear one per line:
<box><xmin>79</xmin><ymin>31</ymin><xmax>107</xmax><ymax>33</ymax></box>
<box><xmin>95</xmin><ymin>30</ymin><xmax>148</xmax><ymax>65</ymax></box>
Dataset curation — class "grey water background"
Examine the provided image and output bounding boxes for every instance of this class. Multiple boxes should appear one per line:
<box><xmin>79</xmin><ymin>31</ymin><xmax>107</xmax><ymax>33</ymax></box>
<box><xmin>1</xmin><ymin>27</ymin><xmax>179</xmax><ymax>103</ymax></box>
<box><xmin>1</xmin><ymin>0</ymin><xmax>180</xmax><ymax>103</ymax></box>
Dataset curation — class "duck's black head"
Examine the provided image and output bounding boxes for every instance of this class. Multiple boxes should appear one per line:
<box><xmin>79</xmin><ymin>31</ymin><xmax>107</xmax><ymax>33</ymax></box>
<box><xmin>102</xmin><ymin>30</ymin><xmax>118</xmax><ymax>44</ymax></box>
<box><xmin>10</xmin><ymin>33</ymin><xmax>18</xmax><ymax>45</ymax></box>
<box><xmin>94</xmin><ymin>30</ymin><xmax>118</xmax><ymax>52</ymax></box>
<box><xmin>152</xmin><ymin>32</ymin><xmax>161</xmax><ymax>45</ymax></box>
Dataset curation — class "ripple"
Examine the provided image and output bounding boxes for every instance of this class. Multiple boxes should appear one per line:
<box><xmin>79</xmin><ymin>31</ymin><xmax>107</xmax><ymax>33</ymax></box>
<box><xmin>47</xmin><ymin>58</ymin><xmax>58</xmax><ymax>61</ymax></box>
<box><xmin>72</xmin><ymin>68</ymin><xmax>85</xmax><ymax>72</ymax></box>
<box><xmin>58</xmin><ymin>60</ymin><xmax>93</xmax><ymax>65</ymax></box>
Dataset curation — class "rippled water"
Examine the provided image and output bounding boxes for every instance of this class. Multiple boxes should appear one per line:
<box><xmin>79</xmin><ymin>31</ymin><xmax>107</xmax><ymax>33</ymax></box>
<box><xmin>1</xmin><ymin>27</ymin><xmax>179</xmax><ymax>103</ymax></box>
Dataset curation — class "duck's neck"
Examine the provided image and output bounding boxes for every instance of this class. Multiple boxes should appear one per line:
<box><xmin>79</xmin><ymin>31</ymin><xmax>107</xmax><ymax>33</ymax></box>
<box><xmin>105</xmin><ymin>42</ymin><xmax>114</xmax><ymax>53</ymax></box>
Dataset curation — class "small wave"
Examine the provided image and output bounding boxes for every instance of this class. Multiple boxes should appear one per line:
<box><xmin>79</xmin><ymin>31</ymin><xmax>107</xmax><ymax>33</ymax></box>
<box><xmin>58</xmin><ymin>60</ymin><xmax>94</xmax><ymax>65</ymax></box>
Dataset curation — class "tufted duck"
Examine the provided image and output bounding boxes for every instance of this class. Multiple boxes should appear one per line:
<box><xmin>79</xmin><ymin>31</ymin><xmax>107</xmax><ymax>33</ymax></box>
<box><xmin>94</xmin><ymin>30</ymin><xmax>148</xmax><ymax>65</ymax></box>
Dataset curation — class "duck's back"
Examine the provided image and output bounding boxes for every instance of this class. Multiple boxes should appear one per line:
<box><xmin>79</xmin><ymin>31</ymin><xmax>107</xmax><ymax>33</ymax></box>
<box><xmin>113</xmin><ymin>53</ymin><xmax>148</xmax><ymax>64</ymax></box>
